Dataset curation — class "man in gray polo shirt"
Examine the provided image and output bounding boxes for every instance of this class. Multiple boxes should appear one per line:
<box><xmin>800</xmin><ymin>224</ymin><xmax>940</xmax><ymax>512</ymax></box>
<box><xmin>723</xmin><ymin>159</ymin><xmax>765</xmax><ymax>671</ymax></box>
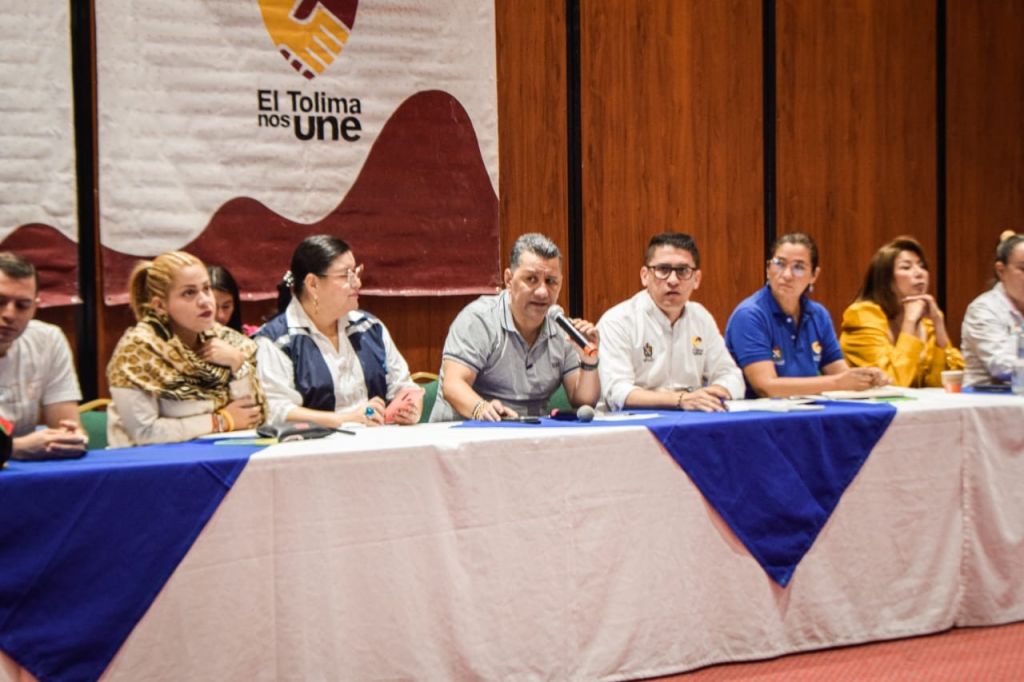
<box><xmin>429</xmin><ymin>233</ymin><xmax>600</xmax><ymax>421</ymax></box>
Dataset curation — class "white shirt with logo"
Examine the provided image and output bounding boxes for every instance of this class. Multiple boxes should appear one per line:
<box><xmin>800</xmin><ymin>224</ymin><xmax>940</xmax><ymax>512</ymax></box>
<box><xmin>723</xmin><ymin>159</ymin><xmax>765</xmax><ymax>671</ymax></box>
<box><xmin>597</xmin><ymin>290</ymin><xmax>744</xmax><ymax>411</ymax></box>
<box><xmin>0</xmin><ymin>320</ymin><xmax>82</xmax><ymax>437</ymax></box>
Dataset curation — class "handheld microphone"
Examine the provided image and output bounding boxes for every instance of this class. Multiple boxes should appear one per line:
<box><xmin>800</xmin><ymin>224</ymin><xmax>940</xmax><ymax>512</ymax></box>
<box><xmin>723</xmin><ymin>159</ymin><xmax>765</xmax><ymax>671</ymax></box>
<box><xmin>549</xmin><ymin>405</ymin><xmax>596</xmax><ymax>422</ymax></box>
<box><xmin>549</xmin><ymin>306</ymin><xmax>598</xmax><ymax>357</ymax></box>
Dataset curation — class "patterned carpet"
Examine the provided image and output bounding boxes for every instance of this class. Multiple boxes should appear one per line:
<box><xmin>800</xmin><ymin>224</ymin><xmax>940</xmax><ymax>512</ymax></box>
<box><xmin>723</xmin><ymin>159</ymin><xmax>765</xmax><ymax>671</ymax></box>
<box><xmin>651</xmin><ymin>622</ymin><xmax>1024</xmax><ymax>680</ymax></box>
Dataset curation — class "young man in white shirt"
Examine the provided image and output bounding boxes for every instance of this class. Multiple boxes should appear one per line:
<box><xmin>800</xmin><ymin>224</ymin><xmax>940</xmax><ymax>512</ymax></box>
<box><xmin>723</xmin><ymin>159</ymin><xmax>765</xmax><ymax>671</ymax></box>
<box><xmin>597</xmin><ymin>233</ymin><xmax>743</xmax><ymax>412</ymax></box>
<box><xmin>0</xmin><ymin>252</ymin><xmax>86</xmax><ymax>458</ymax></box>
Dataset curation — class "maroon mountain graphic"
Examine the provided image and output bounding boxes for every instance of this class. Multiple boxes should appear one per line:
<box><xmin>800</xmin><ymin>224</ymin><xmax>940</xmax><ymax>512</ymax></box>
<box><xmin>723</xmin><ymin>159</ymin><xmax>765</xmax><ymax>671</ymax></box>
<box><xmin>100</xmin><ymin>89</ymin><xmax>499</xmax><ymax>305</ymax></box>
<box><xmin>0</xmin><ymin>224</ymin><xmax>79</xmax><ymax>307</ymax></box>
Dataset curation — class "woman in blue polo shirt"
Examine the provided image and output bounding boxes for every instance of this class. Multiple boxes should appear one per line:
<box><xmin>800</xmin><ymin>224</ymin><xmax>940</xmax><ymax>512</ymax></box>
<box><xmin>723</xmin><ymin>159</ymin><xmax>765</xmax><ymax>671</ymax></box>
<box><xmin>725</xmin><ymin>232</ymin><xmax>888</xmax><ymax>397</ymax></box>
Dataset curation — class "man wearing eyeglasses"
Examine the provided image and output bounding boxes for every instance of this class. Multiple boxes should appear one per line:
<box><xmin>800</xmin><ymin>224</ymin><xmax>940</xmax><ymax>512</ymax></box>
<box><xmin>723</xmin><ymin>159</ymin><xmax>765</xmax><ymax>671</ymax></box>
<box><xmin>596</xmin><ymin>233</ymin><xmax>743</xmax><ymax>412</ymax></box>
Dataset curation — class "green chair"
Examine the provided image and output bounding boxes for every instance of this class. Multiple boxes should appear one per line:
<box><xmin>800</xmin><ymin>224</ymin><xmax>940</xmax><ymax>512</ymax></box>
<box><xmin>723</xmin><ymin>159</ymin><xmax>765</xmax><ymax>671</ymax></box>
<box><xmin>78</xmin><ymin>398</ymin><xmax>111</xmax><ymax>450</ymax></box>
<box><xmin>548</xmin><ymin>384</ymin><xmax>573</xmax><ymax>413</ymax></box>
<box><xmin>411</xmin><ymin>372</ymin><xmax>439</xmax><ymax>424</ymax></box>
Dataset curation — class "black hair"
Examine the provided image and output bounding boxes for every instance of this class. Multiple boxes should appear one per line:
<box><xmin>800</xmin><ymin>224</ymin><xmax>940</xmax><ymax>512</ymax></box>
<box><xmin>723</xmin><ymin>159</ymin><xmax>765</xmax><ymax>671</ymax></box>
<box><xmin>645</xmin><ymin>233</ymin><xmax>700</xmax><ymax>268</ymax></box>
<box><xmin>207</xmin><ymin>264</ymin><xmax>243</xmax><ymax>331</ymax></box>
<box><xmin>0</xmin><ymin>252</ymin><xmax>38</xmax><ymax>292</ymax></box>
<box><xmin>277</xmin><ymin>234</ymin><xmax>351</xmax><ymax>314</ymax></box>
<box><xmin>770</xmin><ymin>232</ymin><xmax>819</xmax><ymax>270</ymax></box>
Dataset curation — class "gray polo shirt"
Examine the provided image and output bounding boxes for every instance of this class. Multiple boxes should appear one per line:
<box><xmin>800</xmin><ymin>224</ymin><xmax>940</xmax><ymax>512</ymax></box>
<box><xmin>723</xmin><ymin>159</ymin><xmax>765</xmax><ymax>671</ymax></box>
<box><xmin>429</xmin><ymin>291</ymin><xmax>581</xmax><ymax>421</ymax></box>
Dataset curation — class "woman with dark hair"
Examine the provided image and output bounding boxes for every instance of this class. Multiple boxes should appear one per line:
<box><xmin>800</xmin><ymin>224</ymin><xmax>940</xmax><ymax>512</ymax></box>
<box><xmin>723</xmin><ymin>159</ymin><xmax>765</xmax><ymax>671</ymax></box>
<box><xmin>254</xmin><ymin>235</ymin><xmax>422</xmax><ymax>427</ymax></box>
<box><xmin>961</xmin><ymin>230</ymin><xmax>1024</xmax><ymax>387</ymax></box>
<box><xmin>207</xmin><ymin>264</ymin><xmax>242</xmax><ymax>332</ymax></box>
<box><xmin>725</xmin><ymin>232</ymin><xmax>889</xmax><ymax>397</ymax></box>
<box><xmin>106</xmin><ymin>251</ymin><xmax>265</xmax><ymax>447</ymax></box>
<box><xmin>840</xmin><ymin>236</ymin><xmax>963</xmax><ymax>387</ymax></box>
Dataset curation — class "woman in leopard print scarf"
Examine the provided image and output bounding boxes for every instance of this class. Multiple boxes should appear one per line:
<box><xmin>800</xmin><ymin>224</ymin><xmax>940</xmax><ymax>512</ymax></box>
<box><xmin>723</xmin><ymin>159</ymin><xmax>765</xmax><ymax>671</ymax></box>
<box><xmin>106</xmin><ymin>251</ymin><xmax>266</xmax><ymax>447</ymax></box>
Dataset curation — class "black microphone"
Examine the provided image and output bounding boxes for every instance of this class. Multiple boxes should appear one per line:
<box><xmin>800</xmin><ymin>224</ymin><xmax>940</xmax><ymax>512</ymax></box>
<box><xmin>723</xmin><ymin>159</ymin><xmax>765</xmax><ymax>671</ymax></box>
<box><xmin>549</xmin><ymin>405</ymin><xmax>596</xmax><ymax>422</ymax></box>
<box><xmin>549</xmin><ymin>306</ymin><xmax>598</xmax><ymax>357</ymax></box>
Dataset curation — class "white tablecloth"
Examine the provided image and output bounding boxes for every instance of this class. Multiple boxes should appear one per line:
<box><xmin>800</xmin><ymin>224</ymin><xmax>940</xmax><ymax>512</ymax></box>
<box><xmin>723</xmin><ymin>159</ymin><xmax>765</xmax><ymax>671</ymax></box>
<box><xmin>2</xmin><ymin>391</ymin><xmax>1022</xmax><ymax>681</ymax></box>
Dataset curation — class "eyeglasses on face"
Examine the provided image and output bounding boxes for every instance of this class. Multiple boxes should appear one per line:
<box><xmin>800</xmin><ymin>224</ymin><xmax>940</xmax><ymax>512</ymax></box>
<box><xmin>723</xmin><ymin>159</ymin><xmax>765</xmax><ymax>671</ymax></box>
<box><xmin>767</xmin><ymin>257</ymin><xmax>809</xmax><ymax>278</ymax></box>
<box><xmin>322</xmin><ymin>263</ymin><xmax>364</xmax><ymax>286</ymax></box>
<box><xmin>647</xmin><ymin>263</ymin><xmax>696</xmax><ymax>281</ymax></box>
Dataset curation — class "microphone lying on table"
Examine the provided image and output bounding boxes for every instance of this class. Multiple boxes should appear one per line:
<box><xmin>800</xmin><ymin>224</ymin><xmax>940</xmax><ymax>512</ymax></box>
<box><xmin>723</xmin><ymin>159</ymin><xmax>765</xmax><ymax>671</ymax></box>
<box><xmin>549</xmin><ymin>405</ymin><xmax>596</xmax><ymax>422</ymax></box>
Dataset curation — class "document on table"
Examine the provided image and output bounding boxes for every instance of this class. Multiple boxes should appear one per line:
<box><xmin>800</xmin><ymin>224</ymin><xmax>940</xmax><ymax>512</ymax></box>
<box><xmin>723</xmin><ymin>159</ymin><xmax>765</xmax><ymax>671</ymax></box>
<box><xmin>724</xmin><ymin>398</ymin><xmax>825</xmax><ymax>412</ymax></box>
<box><xmin>819</xmin><ymin>387</ymin><xmax>910</xmax><ymax>400</ymax></box>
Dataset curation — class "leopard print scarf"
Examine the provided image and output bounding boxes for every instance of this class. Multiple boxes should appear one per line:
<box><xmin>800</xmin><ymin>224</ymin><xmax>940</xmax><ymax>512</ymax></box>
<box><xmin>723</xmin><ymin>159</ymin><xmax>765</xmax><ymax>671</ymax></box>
<box><xmin>107</xmin><ymin>314</ymin><xmax>266</xmax><ymax>416</ymax></box>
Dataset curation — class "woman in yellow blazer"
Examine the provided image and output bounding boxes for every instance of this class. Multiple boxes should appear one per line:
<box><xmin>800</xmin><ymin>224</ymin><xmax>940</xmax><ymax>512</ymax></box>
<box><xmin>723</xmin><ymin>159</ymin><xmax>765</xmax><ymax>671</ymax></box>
<box><xmin>840</xmin><ymin>236</ymin><xmax>964</xmax><ymax>387</ymax></box>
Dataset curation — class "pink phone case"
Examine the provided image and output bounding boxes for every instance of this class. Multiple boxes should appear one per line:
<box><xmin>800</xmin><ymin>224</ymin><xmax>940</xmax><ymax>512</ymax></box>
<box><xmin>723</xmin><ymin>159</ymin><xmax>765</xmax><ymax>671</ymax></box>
<box><xmin>384</xmin><ymin>385</ymin><xmax>426</xmax><ymax>424</ymax></box>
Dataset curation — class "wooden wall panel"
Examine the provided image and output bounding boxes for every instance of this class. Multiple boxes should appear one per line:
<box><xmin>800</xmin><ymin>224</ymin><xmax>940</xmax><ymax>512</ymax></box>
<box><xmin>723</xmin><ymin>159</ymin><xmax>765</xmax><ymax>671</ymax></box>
<box><xmin>579</xmin><ymin>0</ymin><xmax>765</xmax><ymax>326</ymax></box>
<box><xmin>496</xmin><ymin>0</ymin><xmax>569</xmax><ymax>264</ymax></box>
<box><xmin>776</xmin><ymin>0</ymin><xmax>937</xmax><ymax>328</ymax></box>
<box><xmin>946</xmin><ymin>0</ymin><xmax>1024</xmax><ymax>343</ymax></box>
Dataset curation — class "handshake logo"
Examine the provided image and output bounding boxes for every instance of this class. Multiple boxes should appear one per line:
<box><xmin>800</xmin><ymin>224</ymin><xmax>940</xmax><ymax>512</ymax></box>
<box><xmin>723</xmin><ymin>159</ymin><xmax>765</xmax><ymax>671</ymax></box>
<box><xmin>259</xmin><ymin>0</ymin><xmax>359</xmax><ymax>80</ymax></box>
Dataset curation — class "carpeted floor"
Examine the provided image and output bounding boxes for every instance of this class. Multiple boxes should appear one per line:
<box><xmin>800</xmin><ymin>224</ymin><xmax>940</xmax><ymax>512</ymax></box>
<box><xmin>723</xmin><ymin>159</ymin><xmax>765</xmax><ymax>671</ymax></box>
<box><xmin>650</xmin><ymin>621</ymin><xmax>1024</xmax><ymax>680</ymax></box>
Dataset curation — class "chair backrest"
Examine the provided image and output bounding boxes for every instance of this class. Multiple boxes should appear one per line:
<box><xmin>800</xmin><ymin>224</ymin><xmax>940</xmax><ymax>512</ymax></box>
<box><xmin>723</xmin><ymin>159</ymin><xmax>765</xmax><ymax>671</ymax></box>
<box><xmin>410</xmin><ymin>372</ymin><xmax>439</xmax><ymax>424</ymax></box>
<box><xmin>78</xmin><ymin>398</ymin><xmax>112</xmax><ymax>450</ymax></box>
<box><xmin>548</xmin><ymin>384</ymin><xmax>572</xmax><ymax>413</ymax></box>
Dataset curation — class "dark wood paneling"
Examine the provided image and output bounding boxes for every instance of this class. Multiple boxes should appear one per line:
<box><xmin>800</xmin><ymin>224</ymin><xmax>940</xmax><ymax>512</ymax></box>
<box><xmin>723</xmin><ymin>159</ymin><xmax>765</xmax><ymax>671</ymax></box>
<box><xmin>579</xmin><ymin>0</ymin><xmax>765</xmax><ymax>326</ymax></box>
<box><xmin>359</xmin><ymin>295</ymin><xmax>475</xmax><ymax>375</ymax></box>
<box><xmin>776</xmin><ymin>0</ymin><xmax>938</xmax><ymax>326</ymax></box>
<box><xmin>946</xmin><ymin>0</ymin><xmax>1024</xmax><ymax>343</ymax></box>
<box><xmin>495</xmin><ymin>0</ymin><xmax>569</xmax><ymax>302</ymax></box>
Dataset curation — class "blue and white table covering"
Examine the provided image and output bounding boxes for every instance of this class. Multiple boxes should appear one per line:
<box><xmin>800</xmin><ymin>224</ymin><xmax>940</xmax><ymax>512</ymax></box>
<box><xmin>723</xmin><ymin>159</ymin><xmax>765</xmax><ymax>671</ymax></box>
<box><xmin>1</xmin><ymin>390</ymin><xmax>1021</xmax><ymax>681</ymax></box>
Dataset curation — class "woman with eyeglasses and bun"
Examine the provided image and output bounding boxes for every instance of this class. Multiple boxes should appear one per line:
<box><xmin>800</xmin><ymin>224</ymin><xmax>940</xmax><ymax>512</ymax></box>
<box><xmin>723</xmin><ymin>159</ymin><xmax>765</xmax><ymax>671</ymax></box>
<box><xmin>725</xmin><ymin>232</ymin><xmax>889</xmax><ymax>398</ymax></box>
<box><xmin>839</xmin><ymin>236</ymin><xmax>963</xmax><ymax>387</ymax></box>
<box><xmin>254</xmin><ymin>235</ymin><xmax>422</xmax><ymax>429</ymax></box>
<box><xmin>961</xmin><ymin>230</ymin><xmax>1024</xmax><ymax>387</ymax></box>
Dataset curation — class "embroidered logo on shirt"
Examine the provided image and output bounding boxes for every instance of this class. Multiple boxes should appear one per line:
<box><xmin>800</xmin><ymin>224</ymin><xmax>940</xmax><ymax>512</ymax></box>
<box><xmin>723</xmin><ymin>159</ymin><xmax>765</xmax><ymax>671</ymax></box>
<box><xmin>691</xmin><ymin>335</ymin><xmax>704</xmax><ymax>356</ymax></box>
<box><xmin>643</xmin><ymin>342</ymin><xmax>654</xmax><ymax>362</ymax></box>
<box><xmin>772</xmin><ymin>347</ymin><xmax>784</xmax><ymax>365</ymax></box>
<box><xmin>811</xmin><ymin>340</ymin><xmax>822</xmax><ymax>362</ymax></box>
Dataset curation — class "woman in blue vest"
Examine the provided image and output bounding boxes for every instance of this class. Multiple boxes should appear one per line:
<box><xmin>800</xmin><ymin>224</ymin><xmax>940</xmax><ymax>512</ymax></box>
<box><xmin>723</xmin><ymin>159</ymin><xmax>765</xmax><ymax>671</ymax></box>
<box><xmin>255</xmin><ymin>235</ymin><xmax>422</xmax><ymax>427</ymax></box>
<box><xmin>725</xmin><ymin>232</ymin><xmax>889</xmax><ymax>397</ymax></box>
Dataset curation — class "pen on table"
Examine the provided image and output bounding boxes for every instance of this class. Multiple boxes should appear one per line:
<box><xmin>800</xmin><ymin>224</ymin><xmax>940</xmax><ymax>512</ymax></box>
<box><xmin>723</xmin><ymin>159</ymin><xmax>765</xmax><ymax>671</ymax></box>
<box><xmin>336</xmin><ymin>428</ymin><xmax>357</xmax><ymax>436</ymax></box>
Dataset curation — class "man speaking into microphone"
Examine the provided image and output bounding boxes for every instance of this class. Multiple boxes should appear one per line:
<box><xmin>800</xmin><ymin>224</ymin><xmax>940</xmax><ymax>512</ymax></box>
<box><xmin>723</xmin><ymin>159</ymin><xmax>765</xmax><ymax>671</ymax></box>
<box><xmin>429</xmin><ymin>233</ymin><xmax>600</xmax><ymax>422</ymax></box>
<box><xmin>597</xmin><ymin>233</ymin><xmax>743</xmax><ymax>413</ymax></box>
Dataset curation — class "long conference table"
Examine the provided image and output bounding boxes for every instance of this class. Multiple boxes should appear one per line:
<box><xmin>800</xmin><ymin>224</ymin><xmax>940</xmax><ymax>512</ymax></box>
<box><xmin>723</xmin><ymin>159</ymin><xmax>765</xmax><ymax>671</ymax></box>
<box><xmin>1</xmin><ymin>390</ymin><xmax>1022</xmax><ymax>681</ymax></box>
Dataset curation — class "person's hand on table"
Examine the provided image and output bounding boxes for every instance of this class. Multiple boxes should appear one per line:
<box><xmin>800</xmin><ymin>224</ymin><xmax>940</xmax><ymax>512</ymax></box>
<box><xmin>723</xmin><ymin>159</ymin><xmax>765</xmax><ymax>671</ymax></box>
<box><xmin>834</xmin><ymin>367</ymin><xmax>890</xmax><ymax>391</ymax></box>
<box><xmin>13</xmin><ymin>422</ymin><xmax>88</xmax><ymax>458</ymax></box>
<box><xmin>677</xmin><ymin>388</ymin><xmax>727</xmax><ymax>413</ymax></box>
<box><xmin>472</xmin><ymin>398</ymin><xmax>517</xmax><ymax>422</ymax></box>
<box><xmin>338</xmin><ymin>397</ymin><xmax>386</xmax><ymax>427</ymax></box>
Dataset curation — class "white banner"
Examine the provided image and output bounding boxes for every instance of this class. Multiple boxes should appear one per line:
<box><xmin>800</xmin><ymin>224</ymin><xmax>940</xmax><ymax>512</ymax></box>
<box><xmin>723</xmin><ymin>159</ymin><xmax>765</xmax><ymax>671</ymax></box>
<box><xmin>97</xmin><ymin>0</ymin><xmax>500</xmax><ymax>302</ymax></box>
<box><xmin>0</xmin><ymin>0</ymin><xmax>79</xmax><ymax>306</ymax></box>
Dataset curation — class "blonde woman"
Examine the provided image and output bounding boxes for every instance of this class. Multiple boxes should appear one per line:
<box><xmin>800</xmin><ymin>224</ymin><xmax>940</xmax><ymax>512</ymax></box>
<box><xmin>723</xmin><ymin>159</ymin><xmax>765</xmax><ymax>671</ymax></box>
<box><xmin>106</xmin><ymin>251</ymin><xmax>265</xmax><ymax>447</ymax></box>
